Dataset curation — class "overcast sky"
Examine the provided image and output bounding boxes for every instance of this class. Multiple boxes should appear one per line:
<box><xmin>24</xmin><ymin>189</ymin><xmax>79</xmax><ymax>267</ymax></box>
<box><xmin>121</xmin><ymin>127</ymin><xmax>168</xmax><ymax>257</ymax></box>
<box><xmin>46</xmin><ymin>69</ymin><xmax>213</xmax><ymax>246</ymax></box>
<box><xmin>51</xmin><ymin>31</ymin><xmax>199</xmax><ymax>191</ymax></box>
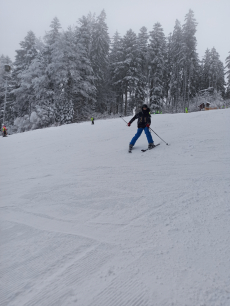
<box><xmin>1</xmin><ymin>0</ymin><xmax>230</xmax><ymax>64</ymax></box>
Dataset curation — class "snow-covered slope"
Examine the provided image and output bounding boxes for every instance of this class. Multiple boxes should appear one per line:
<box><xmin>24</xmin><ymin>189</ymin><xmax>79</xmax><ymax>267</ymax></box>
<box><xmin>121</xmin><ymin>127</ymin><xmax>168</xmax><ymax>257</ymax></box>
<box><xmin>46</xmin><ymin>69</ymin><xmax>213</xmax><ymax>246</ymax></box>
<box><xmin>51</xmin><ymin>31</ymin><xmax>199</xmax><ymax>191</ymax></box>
<box><xmin>1</xmin><ymin>109</ymin><xmax>230</xmax><ymax>306</ymax></box>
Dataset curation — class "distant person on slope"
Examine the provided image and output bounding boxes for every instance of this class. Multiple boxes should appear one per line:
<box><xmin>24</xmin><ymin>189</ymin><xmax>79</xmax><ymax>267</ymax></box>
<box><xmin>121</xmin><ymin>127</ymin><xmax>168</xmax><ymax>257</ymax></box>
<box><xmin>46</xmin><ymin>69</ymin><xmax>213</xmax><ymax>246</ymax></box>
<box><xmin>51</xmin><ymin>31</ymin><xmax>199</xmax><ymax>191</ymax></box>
<box><xmin>2</xmin><ymin>124</ymin><xmax>7</xmax><ymax>137</ymax></box>
<box><xmin>127</xmin><ymin>104</ymin><xmax>154</xmax><ymax>152</ymax></box>
<box><xmin>91</xmin><ymin>117</ymin><xmax>94</xmax><ymax>125</ymax></box>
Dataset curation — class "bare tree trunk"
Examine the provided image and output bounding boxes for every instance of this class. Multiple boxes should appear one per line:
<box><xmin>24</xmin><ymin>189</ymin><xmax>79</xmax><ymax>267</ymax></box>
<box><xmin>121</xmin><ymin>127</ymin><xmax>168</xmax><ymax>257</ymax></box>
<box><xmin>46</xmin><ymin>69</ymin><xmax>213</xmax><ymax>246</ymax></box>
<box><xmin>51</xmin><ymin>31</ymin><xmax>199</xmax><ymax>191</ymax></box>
<box><xmin>150</xmin><ymin>79</ymin><xmax>153</xmax><ymax>105</ymax></box>
<box><xmin>124</xmin><ymin>86</ymin><xmax>128</xmax><ymax>116</ymax></box>
<box><xmin>183</xmin><ymin>67</ymin><xmax>187</xmax><ymax>112</ymax></box>
<box><xmin>116</xmin><ymin>93</ymin><xmax>119</xmax><ymax>114</ymax></box>
<box><xmin>176</xmin><ymin>66</ymin><xmax>179</xmax><ymax>113</ymax></box>
<box><xmin>187</xmin><ymin>66</ymin><xmax>190</xmax><ymax>110</ymax></box>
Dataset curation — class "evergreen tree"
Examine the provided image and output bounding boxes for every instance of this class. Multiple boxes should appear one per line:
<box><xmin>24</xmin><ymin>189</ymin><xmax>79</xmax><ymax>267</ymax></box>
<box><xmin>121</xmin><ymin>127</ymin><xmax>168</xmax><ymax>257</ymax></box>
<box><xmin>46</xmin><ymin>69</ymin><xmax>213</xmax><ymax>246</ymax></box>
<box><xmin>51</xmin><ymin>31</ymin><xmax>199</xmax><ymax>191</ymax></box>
<box><xmin>109</xmin><ymin>31</ymin><xmax>124</xmax><ymax>113</ymax></box>
<box><xmin>202</xmin><ymin>49</ymin><xmax>212</xmax><ymax>89</ymax></box>
<box><xmin>74</xmin><ymin>15</ymin><xmax>96</xmax><ymax>120</ymax></box>
<box><xmin>13</xmin><ymin>31</ymin><xmax>38</xmax><ymax>117</ymax></box>
<box><xmin>49</xmin><ymin>28</ymin><xmax>75</xmax><ymax>124</ymax></box>
<box><xmin>43</xmin><ymin>16</ymin><xmax>62</xmax><ymax>96</ymax></box>
<box><xmin>164</xmin><ymin>33</ymin><xmax>173</xmax><ymax>106</ymax></box>
<box><xmin>225</xmin><ymin>52</ymin><xmax>230</xmax><ymax>99</ymax></box>
<box><xmin>25</xmin><ymin>52</ymin><xmax>56</xmax><ymax>126</ymax></box>
<box><xmin>116</xmin><ymin>29</ymin><xmax>141</xmax><ymax>115</ymax></box>
<box><xmin>209</xmin><ymin>48</ymin><xmax>225</xmax><ymax>95</ymax></box>
<box><xmin>77</xmin><ymin>13</ymin><xmax>95</xmax><ymax>56</ymax></box>
<box><xmin>0</xmin><ymin>56</ymin><xmax>14</xmax><ymax>125</ymax></box>
<box><xmin>170</xmin><ymin>20</ymin><xmax>183</xmax><ymax>111</ymax></box>
<box><xmin>14</xmin><ymin>31</ymin><xmax>38</xmax><ymax>74</ymax></box>
<box><xmin>136</xmin><ymin>26</ymin><xmax>149</xmax><ymax>107</ymax></box>
<box><xmin>200</xmin><ymin>48</ymin><xmax>225</xmax><ymax>96</ymax></box>
<box><xmin>181</xmin><ymin>9</ymin><xmax>199</xmax><ymax>110</ymax></box>
<box><xmin>31</xmin><ymin>17</ymin><xmax>62</xmax><ymax>125</ymax></box>
<box><xmin>137</xmin><ymin>27</ymin><xmax>149</xmax><ymax>75</ymax></box>
<box><xmin>148</xmin><ymin>22</ymin><xmax>166</xmax><ymax>109</ymax></box>
<box><xmin>44</xmin><ymin>17</ymin><xmax>62</xmax><ymax>46</ymax></box>
<box><xmin>22</xmin><ymin>17</ymin><xmax>63</xmax><ymax>126</ymax></box>
<box><xmin>90</xmin><ymin>10</ymin><xmax>110</xmax><ymax>112</ymax></box>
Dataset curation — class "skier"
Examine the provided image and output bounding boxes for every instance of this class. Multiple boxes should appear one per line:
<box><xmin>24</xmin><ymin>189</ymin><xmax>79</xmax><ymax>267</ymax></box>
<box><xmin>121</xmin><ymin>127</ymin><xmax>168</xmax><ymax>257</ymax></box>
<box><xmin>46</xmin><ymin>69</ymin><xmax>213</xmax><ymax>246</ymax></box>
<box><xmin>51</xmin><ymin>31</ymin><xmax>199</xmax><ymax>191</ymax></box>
<box><xmin>2</xmin><ymin>124</ymin><xmax>7</xmax><ymax>137</ymax></box>
<box><xmin>127</xmin><ymin>104</ymin><xmax>154</xmax><ymax>152</ymax></box>
<box><xmin>91</xmin><ymin>117</ymin><xmax>94</xmax><ymax>125</ymax></box>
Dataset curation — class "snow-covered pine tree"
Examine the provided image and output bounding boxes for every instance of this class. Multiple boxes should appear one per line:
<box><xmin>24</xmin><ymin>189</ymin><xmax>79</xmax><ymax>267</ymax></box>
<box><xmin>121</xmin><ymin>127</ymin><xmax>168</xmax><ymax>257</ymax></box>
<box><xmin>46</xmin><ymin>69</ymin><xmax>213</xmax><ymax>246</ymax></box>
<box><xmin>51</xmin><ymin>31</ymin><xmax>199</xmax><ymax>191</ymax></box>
<box><xmin>191</xmin><ymin>47</ymin><xmax>225</xmax><ymax>109</ymax></box>
<box><xmin>164</xmin><ymin>33</ymin><xmax>173</xmax><ymax>108</ymax></box>
<box><xmin>117</xmin><ymin>29</ymin><xmax>141</xmax><ymax>115</ymax></box>
<box><xmin>25</xmin><ymin>51</ymin><xmax>55</xmax><ymax>127</ymax></box>
<box><xmin>148</xmin><ymin>22</ymin><xmax>166</xmax><ymax>110</ymax></box>
<box><xmin>136</xmin><ymin>26</ymin><xmax>149</xmax><ymax>108</ymax></box>
<box><xmin>137</xmin><ymin>27</ymin><xmax>149</xmax><ymax>75</ymax></box>
<box><xmin>42</xmin><ymin>16</ymin><xmax>97</xmax><ymax>124</ymax></box>
<box><xmin>109</xmin><ymin>31</ymin><xmax>124</xmax><ymax>114</ymax></box>
<box><xmin>0</xmin><ymin>55</ymin><xmax>14</xmax><ymax>125</ymax></box>
<box><xmin>201</xmin><ymin>49</ymin><xmax>212</xmax><ymax>89</ymax></box>
<box><xmin>90</xmin><ymin>10</ymin><xmax>110</xmax><ymax>113</ymax></box>
<box><xmin>181</xmin><ymin>9</ymin><xmax>199</xmax><ymax>111</ymax></box>
<box><xmin>24</xmin><ymin>18</ymin><xmax>62</xmax><ymax>126</ymax></box>
<box><xmin>73</xmin><ymin>15</ymin><xmax>96</xmax><ymax>121</ymax></box>
<box><xmin>190</xmin><ymin>57</ymin><xmax>203</xmax><ymax>103</ymax></box>
<box><xmin>225</xmin><ymin>52</ymin><xmax>230</xmax><ymax>99</ymax></box>
<box><xmin>209</xmin><ymin>48</ymin><xmax>225</xmax><ymax>95</ymax></box>
<box><xmin>44</xmin><ymin>17</ymin><xmax>62</xmax><ymax>47</ymax></box>
<box><xmin>20</xmin><ymin>17</ymin><xmax>63</xmax><ymax>127</ymax></box>
<box><xmin>0</xmin><ymin>56</ymin><xmax>6</xmax><ymax>114</ymax></box>
<box><xmin>49</xmin><ymin>28</ymin><xmax>76</xmax><ymax>124</ymax></box>
<box><xmin>43</xmin><ymin>16</ymin><xmax>62</xmax><ymax>111</ymax></box>
<box><xmin>13</xmin><ymin>31</ymin><xmax>38</xmax><ymax>117</ymax></box>
<box><xmin>170</xmin><ymin>20</ymin><xmax>183</xmax><ymax>112</ymax></box>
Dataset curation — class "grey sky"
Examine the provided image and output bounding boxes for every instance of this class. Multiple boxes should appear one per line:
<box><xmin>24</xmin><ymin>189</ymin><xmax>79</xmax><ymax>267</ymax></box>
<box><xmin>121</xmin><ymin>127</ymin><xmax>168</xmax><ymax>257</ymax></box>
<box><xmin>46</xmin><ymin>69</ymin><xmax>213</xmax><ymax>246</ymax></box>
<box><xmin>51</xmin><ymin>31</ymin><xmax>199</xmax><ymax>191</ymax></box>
<box><xmin>1</xmin><ymin>0</ymin><xmax>230</xmax><ymax>64</ymax></box>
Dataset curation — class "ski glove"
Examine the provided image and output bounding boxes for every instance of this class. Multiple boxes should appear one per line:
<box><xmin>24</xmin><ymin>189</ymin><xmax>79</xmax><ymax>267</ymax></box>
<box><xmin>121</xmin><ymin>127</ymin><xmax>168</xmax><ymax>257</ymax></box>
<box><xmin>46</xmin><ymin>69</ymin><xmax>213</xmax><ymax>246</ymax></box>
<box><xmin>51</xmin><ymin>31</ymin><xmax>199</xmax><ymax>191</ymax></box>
<box><xmin>146</xmin><ymin>124</ymin><xmax>150</xmax><ymax>128</ymax></box>
<box><xmin>127</xmin><ymin>122</ymin><xmax>131</xmax><ymax>127</ymax></box>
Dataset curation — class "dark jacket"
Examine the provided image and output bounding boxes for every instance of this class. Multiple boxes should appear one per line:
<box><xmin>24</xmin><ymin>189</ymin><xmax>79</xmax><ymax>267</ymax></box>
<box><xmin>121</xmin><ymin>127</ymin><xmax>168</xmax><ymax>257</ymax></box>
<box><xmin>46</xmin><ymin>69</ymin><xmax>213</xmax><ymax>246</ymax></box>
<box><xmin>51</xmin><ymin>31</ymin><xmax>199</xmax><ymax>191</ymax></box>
<box><xmin>129</xmin><ymin>107</ymin><xmax>151</xmax><ymax>128</ymax></box>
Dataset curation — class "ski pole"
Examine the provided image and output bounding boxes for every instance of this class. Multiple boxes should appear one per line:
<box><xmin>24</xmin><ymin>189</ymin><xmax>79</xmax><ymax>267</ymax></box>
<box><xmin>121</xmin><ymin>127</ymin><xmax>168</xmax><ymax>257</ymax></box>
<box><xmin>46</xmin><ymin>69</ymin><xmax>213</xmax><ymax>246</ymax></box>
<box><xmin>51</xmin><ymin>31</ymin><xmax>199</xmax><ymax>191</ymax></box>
<box><xmin>149</xmin><ymin>127</ymin><xmax>169</xmax><ymax>145</ymax></box>
<box><xmin>119</xmin><ymin>116</ymin><xmax>128</xmax><ymax>125</ymax></box>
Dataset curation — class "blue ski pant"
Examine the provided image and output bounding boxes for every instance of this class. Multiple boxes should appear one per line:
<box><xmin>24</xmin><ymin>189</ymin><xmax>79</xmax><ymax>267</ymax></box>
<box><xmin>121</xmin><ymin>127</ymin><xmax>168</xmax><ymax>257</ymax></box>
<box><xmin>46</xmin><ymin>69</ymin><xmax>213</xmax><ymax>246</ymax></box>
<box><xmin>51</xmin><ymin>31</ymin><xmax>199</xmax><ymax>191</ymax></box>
<box><xmin>130</xmin><ymin>127</ymin><xmax>154</xmax><ymax>146</ymax></box>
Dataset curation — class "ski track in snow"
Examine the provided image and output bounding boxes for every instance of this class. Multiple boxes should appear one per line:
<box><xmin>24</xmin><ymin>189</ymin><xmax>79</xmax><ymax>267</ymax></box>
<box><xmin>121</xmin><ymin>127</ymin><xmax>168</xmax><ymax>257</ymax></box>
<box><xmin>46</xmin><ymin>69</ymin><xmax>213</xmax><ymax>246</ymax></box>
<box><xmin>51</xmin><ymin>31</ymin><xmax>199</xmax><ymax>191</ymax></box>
<box><xmin>0</xmin><ymin>109</ymin><xmax>230</xmax><ymax>306</ymax></box>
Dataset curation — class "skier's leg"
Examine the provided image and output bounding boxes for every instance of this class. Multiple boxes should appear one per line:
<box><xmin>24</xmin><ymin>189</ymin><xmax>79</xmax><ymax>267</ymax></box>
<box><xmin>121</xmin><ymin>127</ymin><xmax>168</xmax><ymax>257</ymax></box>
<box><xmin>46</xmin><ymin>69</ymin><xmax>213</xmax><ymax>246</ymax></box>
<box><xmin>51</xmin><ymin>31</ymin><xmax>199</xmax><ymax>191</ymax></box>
<box><xmin>144</xmin><ymin>127</ymin><xmax>154</xmax><ymax>144</ymax></box>
<box><xmin>130</xmin><ymin>128</ymin><xmax>143</xmax><ymax>146</ymax></box>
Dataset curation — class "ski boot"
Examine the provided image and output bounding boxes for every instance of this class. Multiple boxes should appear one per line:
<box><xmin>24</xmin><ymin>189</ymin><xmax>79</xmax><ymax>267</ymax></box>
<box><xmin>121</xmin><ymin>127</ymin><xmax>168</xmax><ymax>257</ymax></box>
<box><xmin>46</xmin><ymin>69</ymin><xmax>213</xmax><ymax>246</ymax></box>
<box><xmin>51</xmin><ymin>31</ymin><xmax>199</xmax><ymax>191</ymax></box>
<box><xmin>128</xmin><ymin>144</ymin><xmax>133</xmax><ymax>153</ymax></box>
<box><xmin>148</xmin><ymin>143</ymin><xmax>155</xmax><ymax>150</ymax></box>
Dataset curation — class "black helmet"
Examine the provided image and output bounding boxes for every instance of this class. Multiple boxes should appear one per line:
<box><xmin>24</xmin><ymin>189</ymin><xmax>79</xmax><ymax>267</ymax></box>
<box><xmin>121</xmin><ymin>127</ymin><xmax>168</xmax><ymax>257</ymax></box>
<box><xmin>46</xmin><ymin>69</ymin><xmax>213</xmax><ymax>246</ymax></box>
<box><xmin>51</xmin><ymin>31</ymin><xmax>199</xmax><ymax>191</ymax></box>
<box><xmin>142</xmin><ymin>104</ymin><xmax>149</xmax><ymax>112</ymax></box>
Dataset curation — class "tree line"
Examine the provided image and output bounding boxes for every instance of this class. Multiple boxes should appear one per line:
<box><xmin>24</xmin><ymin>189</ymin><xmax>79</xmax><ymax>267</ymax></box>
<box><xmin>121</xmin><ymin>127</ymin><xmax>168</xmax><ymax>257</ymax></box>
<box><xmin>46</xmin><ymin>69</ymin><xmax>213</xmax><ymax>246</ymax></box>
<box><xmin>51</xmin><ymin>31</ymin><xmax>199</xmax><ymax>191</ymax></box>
<box><xmin>0</xmin><ymin>9</ymin><xmax>230</xmax><ymax>132</ymax></box>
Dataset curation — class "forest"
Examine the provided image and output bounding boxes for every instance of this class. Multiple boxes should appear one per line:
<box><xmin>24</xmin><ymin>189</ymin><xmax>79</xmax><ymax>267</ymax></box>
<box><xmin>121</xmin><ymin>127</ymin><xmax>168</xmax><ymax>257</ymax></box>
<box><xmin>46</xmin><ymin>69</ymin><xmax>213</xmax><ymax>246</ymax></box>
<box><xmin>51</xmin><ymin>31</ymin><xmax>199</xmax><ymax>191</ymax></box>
<box><xmin>0</xmin><ymin>9</ymin><xmax>230</xmax><ymax>132</ymax></box>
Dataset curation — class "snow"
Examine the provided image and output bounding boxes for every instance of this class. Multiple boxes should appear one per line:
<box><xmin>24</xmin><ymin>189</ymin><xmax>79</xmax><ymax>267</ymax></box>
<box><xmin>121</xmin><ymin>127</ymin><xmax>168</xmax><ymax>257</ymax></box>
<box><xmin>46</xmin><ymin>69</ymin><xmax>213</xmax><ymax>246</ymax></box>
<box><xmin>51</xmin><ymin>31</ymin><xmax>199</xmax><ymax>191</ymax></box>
<box><xmin>1</xmin><ymin>109</ymin><xmax>230</xmax><ymax>306</ymax></box>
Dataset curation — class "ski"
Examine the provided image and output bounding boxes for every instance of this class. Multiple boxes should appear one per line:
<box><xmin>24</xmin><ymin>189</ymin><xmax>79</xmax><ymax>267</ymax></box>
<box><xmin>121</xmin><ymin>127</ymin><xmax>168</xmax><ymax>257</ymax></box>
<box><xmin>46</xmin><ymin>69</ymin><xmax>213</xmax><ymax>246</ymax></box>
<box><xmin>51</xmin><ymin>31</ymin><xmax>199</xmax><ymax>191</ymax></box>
<box><xmin>141</xmin><ymin>143</ymin><xmax>160</xmax><ymax>152</ymax></box>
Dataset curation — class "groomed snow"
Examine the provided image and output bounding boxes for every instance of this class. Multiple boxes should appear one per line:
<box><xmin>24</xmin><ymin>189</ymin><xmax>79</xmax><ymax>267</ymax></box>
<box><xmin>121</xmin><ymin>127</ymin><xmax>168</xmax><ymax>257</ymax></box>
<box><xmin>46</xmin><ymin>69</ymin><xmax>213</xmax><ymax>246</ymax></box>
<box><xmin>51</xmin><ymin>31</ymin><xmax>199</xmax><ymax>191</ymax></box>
<box><xmin>1</xmin><ymin>109</ymin><xmax>230</xmax><ymax>306</ymax></box>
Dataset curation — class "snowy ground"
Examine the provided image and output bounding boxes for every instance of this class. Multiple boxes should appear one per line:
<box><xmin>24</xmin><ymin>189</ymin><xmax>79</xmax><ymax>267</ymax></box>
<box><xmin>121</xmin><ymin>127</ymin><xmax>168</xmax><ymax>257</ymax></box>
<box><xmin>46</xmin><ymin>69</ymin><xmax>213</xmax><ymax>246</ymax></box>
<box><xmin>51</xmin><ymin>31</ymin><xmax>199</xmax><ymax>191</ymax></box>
<box><xmin>1</xmin><ymin>109</ymin><xmax>230</xmax><ymax>306</ymax></box>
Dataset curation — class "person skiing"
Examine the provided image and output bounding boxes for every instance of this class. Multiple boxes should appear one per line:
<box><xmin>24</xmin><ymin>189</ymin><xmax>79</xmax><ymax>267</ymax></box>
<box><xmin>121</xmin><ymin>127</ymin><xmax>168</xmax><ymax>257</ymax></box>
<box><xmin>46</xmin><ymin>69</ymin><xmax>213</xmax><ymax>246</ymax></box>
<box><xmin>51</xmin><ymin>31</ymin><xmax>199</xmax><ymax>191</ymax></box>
<box><xmin>91</xmin><ymin>117</ymin><xmax>94</xmax><ymax>125</ymax></box>
<box><xmin>127</xmin><ymin>104</ymin><xmax>154</xmax><ymax>152</ymax></box>
<box><xmin>2</xmin><ymin>124</ymin><xmax>7</xmax><ymax>137</ymax></box>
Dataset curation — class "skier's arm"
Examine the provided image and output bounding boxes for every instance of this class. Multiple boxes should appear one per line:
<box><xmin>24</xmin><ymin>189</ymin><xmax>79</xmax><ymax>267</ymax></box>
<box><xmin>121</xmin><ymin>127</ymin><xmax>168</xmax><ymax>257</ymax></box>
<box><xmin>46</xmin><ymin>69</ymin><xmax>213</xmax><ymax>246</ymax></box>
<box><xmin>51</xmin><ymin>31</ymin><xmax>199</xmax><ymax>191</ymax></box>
<box><xmin>128</xmin><ymin>114</ymin><xmax>138</xmax><ymax>125</ymax></box>
<box><xmin>147</xmin><ymin>114</ymin><xmax>151</xmax><ymax>125</ymax></box>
